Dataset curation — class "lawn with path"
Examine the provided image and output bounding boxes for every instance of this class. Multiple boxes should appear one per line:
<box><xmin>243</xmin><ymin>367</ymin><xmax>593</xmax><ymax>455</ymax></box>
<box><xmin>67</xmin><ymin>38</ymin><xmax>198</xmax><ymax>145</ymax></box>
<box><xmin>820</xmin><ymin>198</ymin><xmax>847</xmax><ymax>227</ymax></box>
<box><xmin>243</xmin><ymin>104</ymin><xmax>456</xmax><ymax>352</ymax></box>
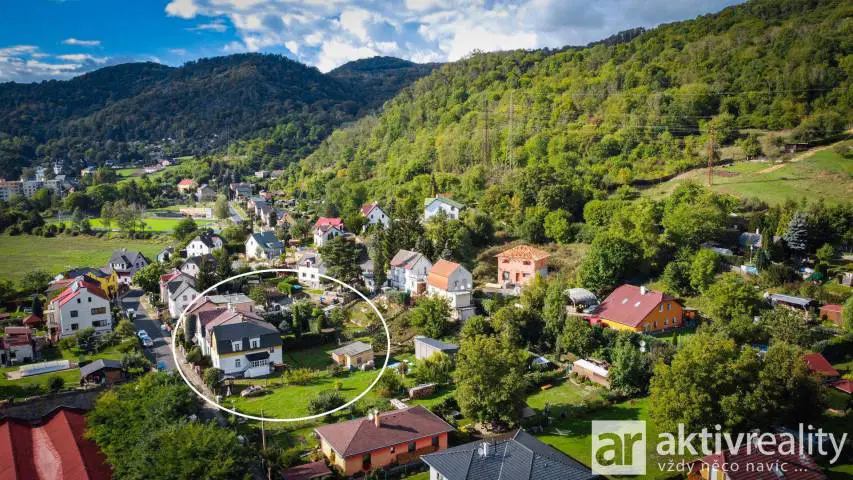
<box><xmin>0</xmin><ymin>234</ymin><xmax>171</xmax><ymax>281</ymax></box>
<box><xmin>642</xmin><ymin>145</ymin><xmax>853</xmax><ymax>206</ymax></box>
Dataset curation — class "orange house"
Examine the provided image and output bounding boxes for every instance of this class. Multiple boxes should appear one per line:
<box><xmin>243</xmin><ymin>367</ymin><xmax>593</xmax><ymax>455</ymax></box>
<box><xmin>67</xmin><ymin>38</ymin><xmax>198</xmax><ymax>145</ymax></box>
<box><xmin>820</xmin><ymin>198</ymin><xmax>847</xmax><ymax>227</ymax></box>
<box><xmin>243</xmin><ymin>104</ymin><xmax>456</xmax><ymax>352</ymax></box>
<box><xmin>593</xmin><ymin>284</ymin><xmax>683</xmax><ymax>333</ymax></box>
<box><xmin>496</xmin><ymin>244</ymin><xmax>550</xmax><ymax>287</ymax></box>
<box><xmin>314</xmin><ymin>405</ymin><xmax>454</xmax><ymax>477</ymax></box>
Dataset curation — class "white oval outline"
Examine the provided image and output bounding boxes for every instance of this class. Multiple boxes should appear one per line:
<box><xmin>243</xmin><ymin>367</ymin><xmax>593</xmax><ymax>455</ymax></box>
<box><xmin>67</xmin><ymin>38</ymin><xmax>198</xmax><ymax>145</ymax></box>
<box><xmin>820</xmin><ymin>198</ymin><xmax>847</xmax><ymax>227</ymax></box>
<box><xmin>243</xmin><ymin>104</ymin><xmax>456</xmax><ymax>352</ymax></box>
<box><xmin>172</xmin><ymin>268</ymin><xmax>390</xmax><ymax>422</ymax></box>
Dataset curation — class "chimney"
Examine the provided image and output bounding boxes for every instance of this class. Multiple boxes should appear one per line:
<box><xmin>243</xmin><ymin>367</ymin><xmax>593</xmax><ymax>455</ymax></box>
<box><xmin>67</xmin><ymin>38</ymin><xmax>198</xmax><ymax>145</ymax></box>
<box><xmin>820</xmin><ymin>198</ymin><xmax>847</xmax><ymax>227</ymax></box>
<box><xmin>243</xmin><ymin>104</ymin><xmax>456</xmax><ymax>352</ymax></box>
<box><xmin>227</xmin><ymin>302</ymin><xmax>234</xmax><ymax>312</ymax></box>
<box><xmin>640</xmin><ymin>286</ymin><xmax>647</xmax><ymax>295</ymax></box>
<box><xmin>373</xmin><ymin>409</ymin><xmax>381</xmax><ymax>428</ymax></box>
<box><xmin>481</xmin><ymin>441</ymin><xmax>490</xmax><ymax>457</ymax></box>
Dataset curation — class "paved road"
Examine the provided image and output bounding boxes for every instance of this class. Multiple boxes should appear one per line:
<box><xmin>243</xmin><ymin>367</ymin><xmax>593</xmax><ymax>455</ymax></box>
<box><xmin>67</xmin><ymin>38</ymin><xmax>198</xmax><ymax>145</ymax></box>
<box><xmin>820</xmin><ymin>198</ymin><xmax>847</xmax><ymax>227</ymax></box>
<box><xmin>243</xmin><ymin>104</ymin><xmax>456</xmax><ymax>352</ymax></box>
<box><xmin>227</xmin><ymin>201</ymin><xmax>244</xmax><ymax>224</ymax></box>
<box><xmin>119</xmin><ymin>289</ymin><xmax>175</xmax><ymax>371</ymax></box>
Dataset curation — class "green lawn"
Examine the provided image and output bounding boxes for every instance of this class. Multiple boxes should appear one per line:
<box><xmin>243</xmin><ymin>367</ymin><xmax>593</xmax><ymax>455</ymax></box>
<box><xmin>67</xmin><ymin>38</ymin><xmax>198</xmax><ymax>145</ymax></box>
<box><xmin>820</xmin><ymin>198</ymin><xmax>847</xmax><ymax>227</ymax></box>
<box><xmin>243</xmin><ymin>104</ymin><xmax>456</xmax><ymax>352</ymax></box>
<box><xmin>642</xmin><ymin>146</ymin><xmax>853</xmax><ymax>205</ymax></box>
<box><xmin>0</xmin><ymin>234</ymin><xmax>171</xmax><ymax>281</ymax></box>
<box><xmin>526</xmin><ymin>378</ymin><xmax>604</xmax><ymax>411</ymax></box>
<box><xmin>0</xmin><ymin>346</ymin><xmax>123</xmax><ymax>400</ymax></box>
<box><xmin>115</xmin><ymin>168</ymin><xmax>141</xmax><ymax>178</ymax></box>
<box><xmin>52</xmin><ymin>216</ymin><xmax>216</xmax><ymax>232</ymax></box>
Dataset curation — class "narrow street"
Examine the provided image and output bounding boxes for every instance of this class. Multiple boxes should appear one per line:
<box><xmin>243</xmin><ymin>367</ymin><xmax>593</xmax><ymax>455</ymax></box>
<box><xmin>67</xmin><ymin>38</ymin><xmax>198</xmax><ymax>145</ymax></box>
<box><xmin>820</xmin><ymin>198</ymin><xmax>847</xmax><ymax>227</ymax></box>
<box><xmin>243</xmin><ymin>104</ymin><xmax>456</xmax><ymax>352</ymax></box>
<box><xmin>119</xmin><ymin>289</ymin><xmax>176</xmax><ymax>371</ymax></box>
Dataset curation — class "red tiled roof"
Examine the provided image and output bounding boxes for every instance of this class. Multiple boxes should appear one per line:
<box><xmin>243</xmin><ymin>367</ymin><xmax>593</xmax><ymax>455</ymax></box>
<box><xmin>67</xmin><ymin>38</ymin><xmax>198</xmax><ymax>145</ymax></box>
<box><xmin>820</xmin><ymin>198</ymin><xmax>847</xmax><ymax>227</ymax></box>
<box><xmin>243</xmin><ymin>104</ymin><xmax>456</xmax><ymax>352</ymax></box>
<box><xmin>177</xmin><ymin>179</ymin><xmax>195</xmax><ymax>186</ymax></box>
<box><xmin>314</xmin><ymin>405</ymin><xmax>454</xmax><ymax>458</ymax></box>
<box><xmin>313</xmin><ymin>217</ymin><xmax>344</xmax><ymax>230</ymax></box>
<box><xmin>22</xmin><ymin>314</ymin><xmax>43</xmax><ymax>327</ymax></box>
<box><xmin>281</xmin><ymin>461</ymin><xmax>332</xmax><ymax>480</ymax></box>
<box><xmin>360</xmin><ymin>203</ymin><xmax>378</xmax><ymax>216</ymax></box>
<box><xmin>427</xmin><ymin>260</ymin><xmax>460</xmax><ymax>291</ymax></box>
<box><xmin>0</xmin><ymin>407</ymin><xmax>112</xmax><ymax>480</ymax></box>
<box><xmin>831</xmin><ymin>379</ymin><xmax>853</xmax><ymax>395</ymax></box>
<box><xmin>52</xmin><ymin>280</ymin><xmax>109</xmax><ymax>308</ymax></box>
<box><xmin>803</xmin><ymin>352</ymin><xmax>840</xmax><ymax>377</ymax></box>
<box><xmin>693</xmin><ymin>434</ymin><xmax>826</xmax><ymax>480</ymax></box>
<box><xmin>596</xmin><ymin>284</ymin><xmax>673</xmax><ymax>328</ymax></box>
<box><xmin>496</xmin><ymin>244</ymin><xmax>550</xmax><ymax>262</ymax></box>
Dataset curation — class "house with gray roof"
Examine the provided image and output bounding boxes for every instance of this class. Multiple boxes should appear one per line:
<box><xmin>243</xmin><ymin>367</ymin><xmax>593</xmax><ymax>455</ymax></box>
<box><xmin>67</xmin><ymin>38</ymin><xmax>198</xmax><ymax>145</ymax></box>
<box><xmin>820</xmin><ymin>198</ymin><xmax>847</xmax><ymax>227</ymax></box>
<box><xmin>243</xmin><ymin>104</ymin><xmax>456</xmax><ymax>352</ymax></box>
<box><xmin>246</xmin><ymin>231</ymin><xmax>285</xmax><ymax>261</ymax></box>
<box><xmin>414</xmin><ymin>336</ymin><xmax>459</xmax><ymax>360</ymax></box>
<box><xmin>422</xmin><ymin>429</ymin><xmax>597</xmax><ymax>480</ymax></box>
<box><xmin>210</xmin><ymin>320</ymin><xmax>282</xmax><ymax>378</ymax></box>
<box><xmin>331</xmin><ymin>341</ymin><xmax>374</xmax><ymax>369</ymax></box>
<box><xmin>388</xmin><ymin>249</ymin><xmax>432</xmax><ymax>294</ymax></box>
<box><xmin>105</xmin><ymin>248</ymin><xmax>150</xmax><ymax>286</ymax></box>
<box><xmin>424</xmin><ymin>196</ymin><xmax>464</xmax><ymax>221</ymax></box>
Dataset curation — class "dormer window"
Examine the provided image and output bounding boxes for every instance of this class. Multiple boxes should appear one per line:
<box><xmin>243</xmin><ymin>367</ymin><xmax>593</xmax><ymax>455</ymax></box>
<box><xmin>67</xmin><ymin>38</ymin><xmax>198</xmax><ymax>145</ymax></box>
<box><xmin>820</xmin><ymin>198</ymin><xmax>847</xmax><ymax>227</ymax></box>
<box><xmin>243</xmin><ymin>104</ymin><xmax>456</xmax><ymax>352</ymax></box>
<box><xmin>250</xmin><ymin>338</ymin><xmax>260</xmax><ymax>349</ymax></box>
<box><xmin>231</xmin><ymin>340</ymin><xmax>242</xmax><ymax>351</ymax></box>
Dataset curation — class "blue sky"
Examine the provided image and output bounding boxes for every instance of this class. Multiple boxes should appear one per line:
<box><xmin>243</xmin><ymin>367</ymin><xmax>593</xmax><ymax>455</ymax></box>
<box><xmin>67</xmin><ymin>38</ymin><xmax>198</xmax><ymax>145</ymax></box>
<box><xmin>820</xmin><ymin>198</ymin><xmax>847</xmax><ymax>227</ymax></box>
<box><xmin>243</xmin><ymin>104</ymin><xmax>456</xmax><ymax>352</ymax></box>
<box><xmin>0</xmin><ymin>0</ymin><xmax>744</xmax><ymax>83</ymax></box>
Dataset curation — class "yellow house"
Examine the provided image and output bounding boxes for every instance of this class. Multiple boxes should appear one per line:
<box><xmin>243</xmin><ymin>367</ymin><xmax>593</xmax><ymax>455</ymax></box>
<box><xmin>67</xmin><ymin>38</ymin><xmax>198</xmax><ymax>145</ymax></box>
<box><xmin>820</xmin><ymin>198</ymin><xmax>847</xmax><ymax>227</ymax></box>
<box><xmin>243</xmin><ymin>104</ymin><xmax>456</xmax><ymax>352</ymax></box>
<box><xmin>49</xmin><ymin>268</ymin><xmax>119</xmax><ymax>299</ymax></box>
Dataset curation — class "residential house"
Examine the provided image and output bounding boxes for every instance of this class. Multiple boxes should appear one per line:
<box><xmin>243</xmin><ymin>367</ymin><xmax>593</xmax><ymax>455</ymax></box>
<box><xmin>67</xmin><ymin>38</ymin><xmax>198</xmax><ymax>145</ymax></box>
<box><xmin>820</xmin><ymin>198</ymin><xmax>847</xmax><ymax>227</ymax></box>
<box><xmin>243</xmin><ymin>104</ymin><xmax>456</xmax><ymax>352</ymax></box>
<box><xmin>22</xmin><ymin>314</ymin><xmax>43</xmax><ymax>328</ymax></box>
<box><xmin>297</xmin><ymin>251</ymin><xmax>325</xmax><ymax>289</ymax></box>
<box><xmin>331</xmin><ymin>341</ymin><xmax>374</xmax><ymax>369</ymax></box>
<box><xmin>230</xmin><ymin>182</ymin><xmax>253</xmax><ymax>199</ymax></box>
<box><xmin>593</xmin><ymin>284</ymin><xmax>683</xmax><ymax>333</ymax></box>
<box><xmin>157</xmin><ymin>246</ymin><xmax>174</xmax><ymax>263</ymax></box>
<box><xmin>177</xmin><ymin>178</ymin><xmax>197</xmax><ymax>194</ymax></box>
<box><xmin>196</xmin><ymin>184</ymin><xmax>216</xmax><ymax>202</ymax></box>
<box><xmin>819</xmin><ymin>304</ymin><xmax>844</xmax><ymax>326</ymax></box>
<box><xmin>738</xmin><ymin>230</ymin><xmax>762</xmax><ymax>252</ymax></box>
<box><xmin>389</xmin><ymin>249</ymin><xmax>432</xmax><ymax>294</ymax></box>
<box><xmin>210</xmin><ymin>320</ymin><xmax>283</xmax><ymax>378</ymax></box>
<box><xmin>0</xmin><ymin>327</ymin><xmax>34</xmax><ymax>365</ymax></box>
<box><xmin>46</xmin><ymin>278</ymin><xmax>112</xmax><ymax>341</ymax></box>
<box><xmin>53</xmin><ymin>267</ymin><xmax>119</xmax><ymax>299</ymax></box>
<box><xmin>688</xmin><ymin>433</ymin><xmax>826</xmax><ymax>480</ymax></box>
<box><xmin>361</xmin><ymin>203</ymin><xmax>390</xmax><ymax>229</ymax></box>
<box><xmin>191</xmin><ymin>301</ymin><xmax>260</xmax><ymax>355</ymax></box>
<box><xmin>0</xmin><ymin>407</ymin><xmax>113</xmax><ymax>480</ymax></box>
<box><xmin>358</xmin><ymin>247</ymin><xmax>377</xmax><ymax>292</ymax></box>
<box><xmin>426</xmin><ymin>260</ymin><xmax>475</xmax><ymax>320</ymax></box>
<box><xmin>423</xmin><ymin>196</ymin><xmax>464</xmax><ymax>221</ymax></box>
<box><xmin>496</xmin><ymin>244</ymin><xmax>550</xmax><ymax>288</ymax></box>
<box><xmin>313</xmin><ymin>217</ymin><xmax>345</xmax><ymax>247</ymax></box>
<box><xmin>246</xmin><ymin>231</ymin><xmax>285</xmax><ymax>261</ymax></box>
<box><xmin>422</xmin><ymin>429</ymin><xmax>596</xmax><ymax>480</ymax></box>
<box><xmin>315</xmin><ymin>405</ymin><xmax>454</xmax><ymax>477</ymax></box>
<box><xmin>180</xmin><ymin>254</ymin><xmax>217</xmax><ymax>278</ymax></box>
<box><xmin>571</xmin><ymin>358</ymin><xmax>611</xmax><ymax>389</ymax></box>
<box><xmin>164</xmin><ymin>274</ymin><xmax>200</xmax><ymax>319</ymax></box>
<box><xmin>105</xmin><ymin>248</ymin><xmax>150</xmax><ymax>287</ymax></box>
<box><xmin>186</xmin><ymin>233</ymin><xmax>224</xmax><ymax>257</ymax></box>
<box><xmin>804</xmin><ymin>352</ymin><xmax>841</xmax><ymax>382</ymax></box>
<box><xmin>80</xmin><ymin>359</ymin><xmax>124</xmax><ymax>385</ymax></box>
<box><xmin>414</xmin><ymin>336</ymin><xmax>458</xmax><ymax>361</ymax></box>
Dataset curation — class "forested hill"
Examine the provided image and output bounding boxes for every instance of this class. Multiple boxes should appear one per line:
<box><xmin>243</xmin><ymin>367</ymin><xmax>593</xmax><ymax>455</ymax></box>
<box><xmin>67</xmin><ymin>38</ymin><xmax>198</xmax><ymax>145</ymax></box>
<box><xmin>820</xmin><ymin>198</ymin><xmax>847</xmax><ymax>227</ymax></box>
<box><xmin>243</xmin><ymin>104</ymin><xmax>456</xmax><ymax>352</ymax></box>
<box><xmin>287</xmin><ymin>0</ymin><xmax>851</xmax><ymax>225</ymax></box>
<box><xmin>0</xmin><ymin>54</ymin><xmax>437</xmax><ymax>178</ymax></box>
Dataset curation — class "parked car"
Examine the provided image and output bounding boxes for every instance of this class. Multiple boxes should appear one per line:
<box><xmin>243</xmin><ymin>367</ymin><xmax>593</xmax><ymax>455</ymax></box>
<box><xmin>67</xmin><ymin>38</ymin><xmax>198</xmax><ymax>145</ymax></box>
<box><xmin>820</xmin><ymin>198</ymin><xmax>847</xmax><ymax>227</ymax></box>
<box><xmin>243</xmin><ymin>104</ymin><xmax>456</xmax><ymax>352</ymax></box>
<box><xmin>240</xmin><ymin>385</ymin><xmax>264</xmax><ymax>398</ymax></box>
<box><xmin>141</xmin><ymin>337</ymin><xmax>154</xmax><ymax>348</ymax></box>
<box><xmin>137</xmin><ymin>330</ymin><xmax>150</xmax><ymax>339</ymax></box>
<box><xmin>126</xmin><ymin>308</ymin><xmax>135</xmax><ymax>319</ymax></box>
<box><xmin>160</xmin><ymin>324</ymin><xmax>169</xmax><ymax>334</ymax></box>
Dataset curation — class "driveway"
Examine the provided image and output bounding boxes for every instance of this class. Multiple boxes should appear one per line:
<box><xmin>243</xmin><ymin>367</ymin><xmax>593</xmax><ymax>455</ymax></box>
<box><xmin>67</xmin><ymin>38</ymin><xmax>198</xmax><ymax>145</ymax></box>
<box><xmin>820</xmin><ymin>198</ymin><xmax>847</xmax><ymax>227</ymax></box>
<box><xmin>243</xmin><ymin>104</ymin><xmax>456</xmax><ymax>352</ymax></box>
<box><xmin>119</xmin><ymin>289</ymin><xmax>175</xmax><ymax>371</ymax></box>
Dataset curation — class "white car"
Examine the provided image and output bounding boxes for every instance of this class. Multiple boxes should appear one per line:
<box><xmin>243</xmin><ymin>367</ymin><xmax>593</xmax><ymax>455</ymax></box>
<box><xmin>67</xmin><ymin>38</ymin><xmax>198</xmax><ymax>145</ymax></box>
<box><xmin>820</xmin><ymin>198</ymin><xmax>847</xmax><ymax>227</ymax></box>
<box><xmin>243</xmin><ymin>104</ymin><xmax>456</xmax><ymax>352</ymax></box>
<box><xmin>137</xmin><ymin>330</ymin><xmax>150</xmax><ymax>339</ymax></box>
<box><xmin>126</xmin><ymin>308</ymin><xmax>135</xmax><ymax>318</ymax></box>
<box><xmin>141</xmin><ymin>337</ymin><xmax>154</xmax><ymax>348</ymax></box>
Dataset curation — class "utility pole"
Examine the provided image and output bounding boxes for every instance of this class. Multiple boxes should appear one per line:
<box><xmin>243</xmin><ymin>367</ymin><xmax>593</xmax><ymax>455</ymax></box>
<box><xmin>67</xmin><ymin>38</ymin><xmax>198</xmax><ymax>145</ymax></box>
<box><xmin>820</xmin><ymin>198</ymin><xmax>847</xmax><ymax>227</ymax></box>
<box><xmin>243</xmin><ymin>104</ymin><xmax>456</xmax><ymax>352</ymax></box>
<box><xmin>707</xmin><ymin>127</ymin><xmax>716</xmax><ymax>186</ymax></box>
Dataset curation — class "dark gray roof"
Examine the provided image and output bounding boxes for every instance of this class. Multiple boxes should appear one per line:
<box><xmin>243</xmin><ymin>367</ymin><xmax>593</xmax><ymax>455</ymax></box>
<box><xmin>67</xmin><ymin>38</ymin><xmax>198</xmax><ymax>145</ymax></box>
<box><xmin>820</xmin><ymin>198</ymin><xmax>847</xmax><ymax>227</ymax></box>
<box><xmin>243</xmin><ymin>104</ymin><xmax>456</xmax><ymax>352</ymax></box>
<box><xmin>79</xmin><ymin>359</ymin><xmax>122</xmax><ymax>379</ymax></box>
<box><xmin>107</xmin><ymin>249</ymin><xmax>149</xmax><ymax>270</ymax></box>
<box><xmin>422</xmin><ymin>430</ymin><xmax>597</xmax><ymax>480</ymax></box>
<box><xmin>192</xmin><ymin>233</ymin><xmax>221</xmax><ymax>248</ymax></box>
<box><xmin>167</xmin><ymin>278</ymin><xmax>196</xmax><ymax>295</ymax></box>
<box><xmin>415</xmin><ymin>336</ymin><xmax>459</xmax><ymax>353</ymax></box>
<box><xmin>331</xmin><ymin>341</ymin><xmax>372</xmax><ymax>357</ymax></box>
<box><xmin>213</xmin><ymin>321</ymin><xmax>281</xmax><ymax>354</ymax></box>
<box><xmin>182</xmin><ymin>254</ymin><xmax>217</xmax><ymax>267</ymax></box>
<box><xmin>250</xmin><ymin>231</ymin><xmax>284</xmax><ymax>249</ymax></box>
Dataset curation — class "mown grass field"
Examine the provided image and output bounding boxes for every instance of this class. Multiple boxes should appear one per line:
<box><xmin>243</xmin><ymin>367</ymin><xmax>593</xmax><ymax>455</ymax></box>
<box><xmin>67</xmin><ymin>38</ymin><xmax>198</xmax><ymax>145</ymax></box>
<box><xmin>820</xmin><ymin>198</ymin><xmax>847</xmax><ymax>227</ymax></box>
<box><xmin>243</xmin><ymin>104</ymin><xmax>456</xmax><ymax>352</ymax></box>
<box><xmin>642</xmin><ymin>147</ymin><xmax>852</xmax><ymax>205</ymax></box>
<box><xmin>51</xmin><ymin>216</ymin><xmax>216</xmax><ymax>232</ymax></box>
<box><xmin>0</xmin><ymin>234</ymin><xmax>171</xmax><ymax>281</ymax></box>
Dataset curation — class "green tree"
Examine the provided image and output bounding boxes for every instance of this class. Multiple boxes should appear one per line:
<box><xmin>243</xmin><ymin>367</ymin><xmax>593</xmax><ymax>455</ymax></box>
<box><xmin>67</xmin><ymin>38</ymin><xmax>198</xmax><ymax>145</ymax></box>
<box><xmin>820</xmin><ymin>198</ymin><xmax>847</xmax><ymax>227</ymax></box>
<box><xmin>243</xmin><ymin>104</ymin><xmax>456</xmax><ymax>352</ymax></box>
<box><xmin>414</xmin><ymin>351</ymin><xmax>455</xmax><ymax>385</ymax></box>
<box><xmin>410</xmin><ymin>297</ymin><xmax>451</xmax><ymax>338</ymax></box>
<box><xmin>783</xmin><ymin>212</ymin><xmax>809</xmax><ymax>255</ymax></box>
<box><xmin>843</xmin><ymin>296</ymin><xmax>853</xmax><ymax>333</ymax></box>
<box><xmin>133</xmin><ymin>262</ymin><xmax>166</xmax><ymax>294</ymax></box>
<box><xmin>689</xmin><ymin>249</ymin><xmax>719</xmax><ymax>293</ymax></box>
<box><xmin>577</xmin><ymin>233</ymin><xmax>641</xmax><ymax>295</ymax></box>
<box><xmin>319</xmin><ymin>235</ymin><xmax>362</xmax><ymax>282</ymax></box>
<box><xmin>203</xmin><ymin>367</ymin><xmax>225</xmax><ymax>390</ymax></box>
<box><xmin>375</xmin><ymin>372</ymin><xmax>405</xmax><ymax>398</ymax></box>
<box><xmin>705</xmin><ymin>273</ymin><xmax>759</xmax><ymax>323</ymax></box>
<box><xmin>544</xmin><ymin>209</ymin><xmax>574</xmax><ymax>244</ymax></box>
<box><xmin>307</xmin><ymin>390</ymin><xmax>346</xmax><ymax>415</ymax></box>
<box><xmin>760</xmin><ymin>307</ymin><xmax>814</xmax><ymax>348</ymax></box>
<box><xmin>556</xmin><ymin>318</ymin><xmax>597</xmax><ymax>358</ymax></box>
<box><xmin>173</xmin><ymin>218</ymin><xmax>198</xmax><ymax>242</ymax></box>
<box><xmin>212</xmin><ymin>248</ymin><xmax>233</xmax><ymax>283</ymax></box>
<box><xmin>19</xmin><ymin>270</ymin><xmax>52</xmax><ymax>295</ymax></box>
<box><xmin>455</xmin><ymin>336</ymin><xmax>527</xmax><ymax>427</ymax></box>
<box><xmin>47</xmin><ymin>375</ymin><xmax>65</xmax><ymax>393</ymax></box>
<box><xmin>662</xmin><ymin>260</ymin><xmax>691</xmax><ymax>296</ymax></box>
<box><xmin>608</xmin><ymin>340</ymin><xmax>651</xmax><ymax>397</ymax></box>
<box><xmin>213</xmin><ymin>194</ymin><xmax>229</xmax><ymax>219</ymax></box>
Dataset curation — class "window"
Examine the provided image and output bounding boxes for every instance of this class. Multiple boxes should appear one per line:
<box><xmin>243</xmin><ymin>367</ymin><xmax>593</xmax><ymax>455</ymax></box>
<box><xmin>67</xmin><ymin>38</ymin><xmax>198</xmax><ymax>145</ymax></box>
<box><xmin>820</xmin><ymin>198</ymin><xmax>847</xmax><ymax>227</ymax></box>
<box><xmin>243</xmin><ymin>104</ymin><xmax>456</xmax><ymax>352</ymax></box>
<box><xmin>408</xmin><ymin>442</ymin><xmax>416</xmax><ymax>453</ymax></box>
<box><xmin>250</xmin><ymin>338</ymin><xmax>260</xmax><ymax>349</ymax></box>
<box><xmin>235</xmin><ymin>359</ymin><xmax>241</xmax><ymax>368</ymax></box>
<box><xmin>659</xmin><ymin>304</ymin><xmax>663</xmax><ymax>312</ymax></box>
<box><xmin>183</xmin><ymin>295</ymin><xmax>187</xmax><ymax>301</ymax></box>
<box><xmin>522</xmin><ymin>260</ymin><xmax>531</xmax><ymax>266</ymax></box>
<box><xmin>432</xmin><ymin>436</ymin><xmax>440</xmax><ymax>448</ymax></box>
<box><xmin>88</xmin><ymin>296</ymin><xmax>91</xmax><ymax>302</ymax></box>
<box><xmin>667</xmin><ymin>303</ymin><xmax>671</xmax><ymax>311</ymax></box>
<box><xmin>362</xmin><ymin>454</ymin><xmax>371</xmax><ymax>470</ymax></box>
<box><xmin>390</xmin><ymin>446</ymin><xmax>395</xmax><ymax>453</ymax></box>
<box><xmin>76</xmin><ymin>298</ymin><xmax>81</xmax><ymax>304</ymax></box>
<box><xmin>70</xmin><ymin>310</ymin><xmax>79</xmax><ymax>318</ymax></box>
<box><xmin>249</xmin><ymin>359</ymin><xmax>268</xmax><ymax>368</ymax></box>
<box><xmin>92</xmin><ymin>320</ymin><xmax>105</xmax><ymax>327</ymax></box>
<box><xmin>91</xmin><ymin>307</ymin><xmax>107</xmax><ymax>315</ymax></box>
<box><xmin>664</xmin><ymin>318</ymin><xmax>669</xmax><ymax>326</ymax></box>
<box><xmin>232</xmin><ymin>341</ymin><xmax>242</xmax><ymax>351</ymax></box>
<box><xmin>71</xmin><ymin>323</ymin><xmax>79</xmax><ymax>330</ymax></box>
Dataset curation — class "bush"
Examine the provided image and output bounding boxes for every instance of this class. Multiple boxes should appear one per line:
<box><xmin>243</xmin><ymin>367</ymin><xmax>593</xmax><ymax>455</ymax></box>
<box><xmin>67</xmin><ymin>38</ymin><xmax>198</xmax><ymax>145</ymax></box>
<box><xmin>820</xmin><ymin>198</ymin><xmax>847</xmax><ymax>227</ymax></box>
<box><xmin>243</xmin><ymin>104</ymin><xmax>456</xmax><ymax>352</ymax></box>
<box><xmin>374</xmin><ymin>372</ymin><xmax>405</xmax><ymax>398</ymax></box>
<box><xmin>203</xmin><ymin>368</ymin><xmax>224</xmax><ymax>389</ymax></box>
<box><xmin>307</xmin><ymin>390</ymin><xmax>346</xmax><ymax>415</ymax></box>
<box><xmin>186</xmin><ymin>346</ymin><xmax>203</xmax><ymax>365</ymax></box>
<box><xmin>282</xmin><ymin>368</ymin><xmax>323</xmax><ymax>385</ymax></box>
<box><xmin>47</xmin><ymin>375</ymin><xmax>65</xmax><ymax>393</ymax></box>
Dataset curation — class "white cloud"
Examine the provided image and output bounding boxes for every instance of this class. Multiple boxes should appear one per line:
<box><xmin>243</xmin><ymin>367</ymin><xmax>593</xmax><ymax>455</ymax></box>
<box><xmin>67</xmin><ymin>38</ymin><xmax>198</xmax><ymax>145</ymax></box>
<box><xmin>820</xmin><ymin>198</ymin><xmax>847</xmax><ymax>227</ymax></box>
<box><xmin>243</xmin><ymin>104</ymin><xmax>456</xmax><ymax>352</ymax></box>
<box><xmin>62</xmin><ymin>38</ymin><xmax>101</xmax><ymax>47</ymax></box>
<box><xmin>0</xmin><ymin>44</ymin><xmax>112</xmax><ymax>82</ymax></box>
<box><xmin>189</xmin><ymin>19</ymin><xmax>228</xmax><ymax>32</ymax></box>
<box><xmin>164</xmin><ymin>0</ymin><xmax>744</xmax><ymax>72</ymax></box>
<box><xmin>168</xmin><ymin>48</ymin><xmax>190</xmax><ymax>56</ymax></box>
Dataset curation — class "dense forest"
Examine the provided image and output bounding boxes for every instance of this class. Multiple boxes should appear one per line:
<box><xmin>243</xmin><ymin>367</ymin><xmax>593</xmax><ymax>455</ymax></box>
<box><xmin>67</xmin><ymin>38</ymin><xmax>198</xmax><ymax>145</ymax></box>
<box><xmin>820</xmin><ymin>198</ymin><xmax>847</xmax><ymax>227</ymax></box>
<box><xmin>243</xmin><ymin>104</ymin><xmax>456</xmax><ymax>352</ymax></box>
<box><xmin>0</xmin><ymin>54</ymin><xmax>437</xmax><ymax>178</ymax></box>
<box><xmin>276</xmin><ymin>0</ymin><xmax>851</xmax><ymax>228</ymax></box>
